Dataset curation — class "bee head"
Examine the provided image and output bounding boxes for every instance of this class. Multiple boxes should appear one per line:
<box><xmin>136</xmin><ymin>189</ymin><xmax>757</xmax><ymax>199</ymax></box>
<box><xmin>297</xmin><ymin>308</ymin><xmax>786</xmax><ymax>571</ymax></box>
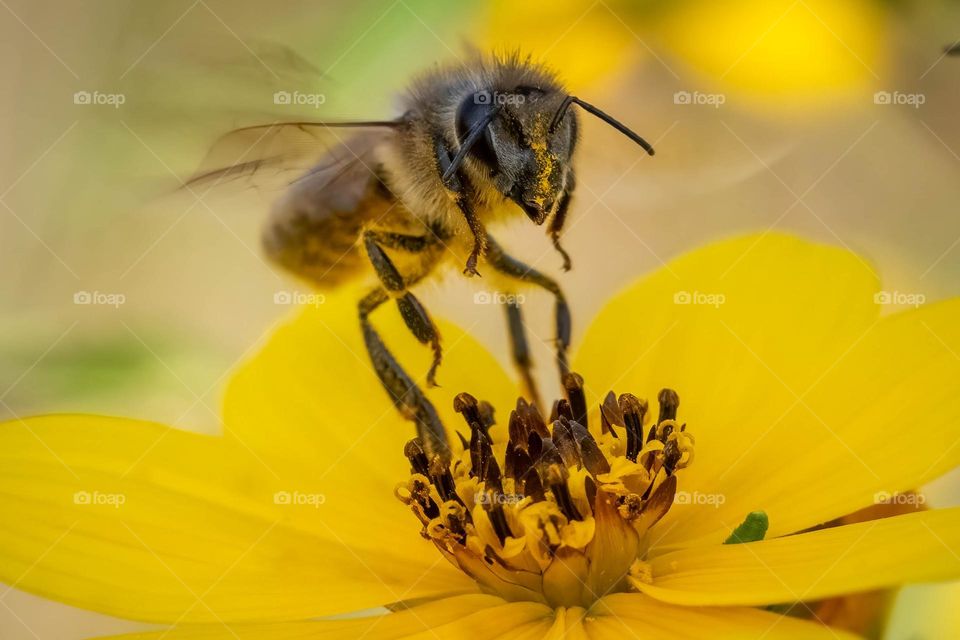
<box><xmin>454</xmin><ymin>86</ymin><xmax>577</xmax><ymax>225</ymax></box>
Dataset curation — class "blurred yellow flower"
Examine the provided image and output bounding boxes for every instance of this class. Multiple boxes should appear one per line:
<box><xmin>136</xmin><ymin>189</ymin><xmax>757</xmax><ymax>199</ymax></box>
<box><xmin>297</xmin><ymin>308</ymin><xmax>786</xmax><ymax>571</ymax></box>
<box><xmin>656</xmin><ymin>0</ymin><xmax>887</xmax><ymax>106</ymax></box>
<box><xmin>482</xmin><ymin>0</ymin><xmax>639</xmax><ymax>90</ymax></box>
<box><xmin>2</xmin><ymin>234</ymin><xmax>960</xmax><ymax>638</ymax></box>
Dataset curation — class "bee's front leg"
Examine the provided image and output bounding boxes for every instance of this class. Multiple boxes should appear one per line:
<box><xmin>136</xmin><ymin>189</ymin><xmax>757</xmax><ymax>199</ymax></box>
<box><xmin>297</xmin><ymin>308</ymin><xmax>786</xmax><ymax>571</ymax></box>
<box><xmin>503</xmin><ymin>299</ymin><xmax>543</xmax><ymax>410</ymax></box>
<box><xmin>485</xmin><ymin>234</ymin><xmax>571</xmax><ymax>385</ymax></box>
<box><xmin>548</xmin><ymin>171</ymin><xmax>576</xmax><ymax>272</ymax></box>
<box><xmin>434</xmin><ymin>137</ymin><xmax>486</xmax><ymax>277</ymax></box>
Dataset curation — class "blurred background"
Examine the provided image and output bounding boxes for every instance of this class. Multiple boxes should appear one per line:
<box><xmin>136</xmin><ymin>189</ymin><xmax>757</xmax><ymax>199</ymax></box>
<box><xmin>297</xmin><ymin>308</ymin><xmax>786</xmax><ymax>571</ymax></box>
<box><xmin>2</xmin><ymin>0</ymin><xmax>960</xmax><ymax>637</ymax></box>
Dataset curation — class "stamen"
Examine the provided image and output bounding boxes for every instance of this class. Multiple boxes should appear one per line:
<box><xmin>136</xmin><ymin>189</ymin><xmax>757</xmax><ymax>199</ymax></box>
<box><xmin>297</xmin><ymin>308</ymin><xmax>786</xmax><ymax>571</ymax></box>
<box><xmin>662</xmin><ymin>439</ymin><xmax>681</xmax><ymax>475</ymax></box>
<box><xmin>552</xmin><ymin>416</ymin><xmax>582</xmax><ymax>469</ymax></box>
<box><xmin>658</xmin><ymin>388</ymin><xmax>680</xmax><ymax>423</ymax></box>
<box><xmin>484</xmin><ymin>501</ymin><xmax>513</xmax><ymax>544</ymax></box>
<box><xmin>619</xmin><ymin>393</ymin><xmax>647</xmax><ymax>462</ymax></box>
<box><xmin>429</xmin><ymin>454</ymin><xmax>460</xmax><ymax>503</ymax></box>
<box><xmin>546</xmin><ymin>464</ymin><xmax>582</xmax><ymax>521</ymax></box>
<box><xmin>562</xmin><ymin>372</ymin><xmax>588</xmax><ymax>428</ymax></box>
<box><xmin>454</xmin><ymin>392</ymin><xmax>488</xmax><ymax>436</ymax></box>
<box><xmin>600</xmin><ymin>391</ymin><xmax>623</xmax><ymax>437</ymax></box>
<box><xmin>470</xmin><ymin>422</ymin><xmax>493</xmax><ymax>480</ymax></box>
<box><xmin>404</xmin><ymin>438</ymin><xmax>431</xmax><ymax>476</ymax></box>
<box><xmin>397</xmin><ymin>373</ymin><xmax>696</xmax><ymax>608</ymax></box>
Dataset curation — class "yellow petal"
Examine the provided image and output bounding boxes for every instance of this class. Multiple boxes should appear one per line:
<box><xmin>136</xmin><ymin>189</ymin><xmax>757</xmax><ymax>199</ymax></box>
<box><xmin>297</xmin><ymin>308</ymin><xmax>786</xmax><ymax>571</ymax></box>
<box><xmin>223</xmin><ymin>284</ymin><xmax>517</xmax><ymax>484</ymax></box>
<box><xmin>221</xmin><ymin>285</ymin><xmax>518</xmax><ymax>582</ymax></box>
<box><xmin>585</xmin><ymin>592</ymin><xmax>858</xmax><ymax>639</ymax></box>
<box><xmin>655</xmin><ymin>0</ymin><xmax>885</xmax><ymax>107</ymax></box>
<box><xmin>639</xmin><ymin>508</ymin><xmax>960</xmax><ymax>607</ymax></box>
<box><xmin>574</xmin><ymin>233</ymin><xmax>889</xmax><ymax>543</ymax></box>
<box><xmin>94</xmin><ymin>594</ymin><xmax>552</xmax><ymax>640</ymax></box>
<box><xmin>672</xmin><ymin>294</ymin><xmax>960</xmax><ymax>548</ymax></box>
<box><xmin>0</xmin><ymin>415</ymin><xmax>474</xmax><ymax>623</ymax></box>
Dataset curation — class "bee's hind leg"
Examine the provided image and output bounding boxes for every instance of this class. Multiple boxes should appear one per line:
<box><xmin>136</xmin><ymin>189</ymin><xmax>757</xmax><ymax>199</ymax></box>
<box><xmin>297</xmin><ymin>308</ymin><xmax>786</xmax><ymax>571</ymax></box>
<box><xmin>359</xmin><ymin>287</ymin><xmax>449</xmax><ymax>459</ymax></box>
<box><xmin>485</xmin><ymin>234</ymin><xmax>571</xmax><ymax>384</ymax></box>
<box><xmin>363</xmin><ymin>230</ymin><xmax>442</xmax><ymax>387</ymax></box>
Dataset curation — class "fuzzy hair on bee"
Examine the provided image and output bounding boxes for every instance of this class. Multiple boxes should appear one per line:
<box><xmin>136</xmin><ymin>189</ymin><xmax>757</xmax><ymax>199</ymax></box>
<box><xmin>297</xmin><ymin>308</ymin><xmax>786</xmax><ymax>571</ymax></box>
<box><xmin>187</xmin><ymin>52</ymin><xmax>655</xmax><ymax>458</ymax></box>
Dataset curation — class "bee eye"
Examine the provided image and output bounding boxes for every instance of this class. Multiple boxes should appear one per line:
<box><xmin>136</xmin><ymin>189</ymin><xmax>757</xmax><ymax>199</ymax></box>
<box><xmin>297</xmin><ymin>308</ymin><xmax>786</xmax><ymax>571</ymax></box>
<box><xmin>455</xmin><ymin>95</ymin><xmax>498</xmax><ymax>169</ymax></box>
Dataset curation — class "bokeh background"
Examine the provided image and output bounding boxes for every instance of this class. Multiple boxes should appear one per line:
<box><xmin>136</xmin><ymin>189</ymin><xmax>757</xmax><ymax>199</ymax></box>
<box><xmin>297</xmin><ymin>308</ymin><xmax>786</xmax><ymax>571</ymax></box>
<box><xmin>2</xmin><ymin>0</ymin><xmax>960</xmax><ymax>637</ymax></box>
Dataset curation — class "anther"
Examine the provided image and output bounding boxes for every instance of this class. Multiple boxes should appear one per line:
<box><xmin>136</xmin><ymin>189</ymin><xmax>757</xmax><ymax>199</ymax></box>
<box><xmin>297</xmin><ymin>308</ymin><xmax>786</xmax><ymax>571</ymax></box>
<box><xmin>470</xmin><ymin>426</ymin><xmax>493</xmax><ymax>480</ymax></box>
<box><xmin>429</xmin><ymin>454</ymin><xmax>459</xmax><ymax>503</ymax></box>
<box><xmin>662</xmin><ymin>439</ymin><xmax>682</xmax><ymax>476</ymax></box>
<box><xmin>600</xmin><ymin>390</ymin><xmax>623</xmax><ymax>437</ymax></box>
<box><xmin>478</xmin><ymin>400</ymin><xmax>496</xmax><ymax>431</ymax></box>
<box><xmin>658</xmin><ymin>388</ymin><xmax>680</xmax><ymax>423</ymax></box>
<box><xmin>562</xmin><ymin>372</ymin><xmax>588</xmax><ymax>429</ymax></box>
<box><xmin>523</xmin><ymin>466</ymin><xmax>546</xmax><ymax>501</ymax></box>
<box><xmin>483</xmin><ymin>501</ymin><xmax>513</xmax><ymax>545</ymax></box>
<box><xmin>552</xmin><ymin>416</ymin><xmax>582</xmax><ymax>468</ymax></box>
<box><xmin>659</xmin><ymin>421</ymin><xmax>675</xmax><ymax>442</ymax></box>
<box><xmin>410</xmin><ymin>475</ymin><xmax>440</xmax><ymax>519</ymax></box>
<box><xmin>454</xmin><ymin>392</ymin><xmax>487</xmax><ymax>436</ymax></box>
<box><xmin>485</xmin><ymin>455</ymin><xmax>505</xmax><ymax>495</ymax></box>
<box><xmin>619</xmin><ymin>393</ymin><xmax>647</xmax><ymax>462</ymax></box>
<box><xmin>404</xmin><ymin>438</ymin><xmax>431</xmax><ymax>476</ymax></box>
<box><xmin>516</xmin><ymin>397</ymin><xmax>550</xmax><ymax>438</ymax></box>
<box><xmin>576</xmin><ymin>430</ymin><xmax>611</xmax><ymax>475</ymax></box>
<box><xmin>546</xmin><ymin>464</ymin><xmax>582</xmax><ymax>521</ymax></box>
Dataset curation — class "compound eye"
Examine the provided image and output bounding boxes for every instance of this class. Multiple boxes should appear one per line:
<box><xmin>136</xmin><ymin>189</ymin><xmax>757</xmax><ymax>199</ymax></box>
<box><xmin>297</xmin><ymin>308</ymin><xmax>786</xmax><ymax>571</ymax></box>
<box><xmin>455</xmin><ymin>94</ymin><xmax>498</xmax><ymax>168</ymax></box>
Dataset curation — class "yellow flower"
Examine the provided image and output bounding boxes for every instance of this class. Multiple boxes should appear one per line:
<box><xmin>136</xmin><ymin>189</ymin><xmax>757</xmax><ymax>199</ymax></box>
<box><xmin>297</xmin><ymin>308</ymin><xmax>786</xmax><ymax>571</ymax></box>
<box><xmin>655</xmin><ymin>0</ymin><xmax>887</xmax><ymax>108</ymax></box>
<box><xmin>2</xmin><ymin>233</ymin><xmax>960</xmax><ymax>639</ymax></box>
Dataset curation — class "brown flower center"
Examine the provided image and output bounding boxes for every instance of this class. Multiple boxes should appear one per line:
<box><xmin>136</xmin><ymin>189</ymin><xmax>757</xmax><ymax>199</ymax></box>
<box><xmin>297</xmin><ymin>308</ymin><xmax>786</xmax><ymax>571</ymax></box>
<box><xmin>395</xmin><ymin>373</ymin><xmax>695</xmax><ymax>608</ymax></box>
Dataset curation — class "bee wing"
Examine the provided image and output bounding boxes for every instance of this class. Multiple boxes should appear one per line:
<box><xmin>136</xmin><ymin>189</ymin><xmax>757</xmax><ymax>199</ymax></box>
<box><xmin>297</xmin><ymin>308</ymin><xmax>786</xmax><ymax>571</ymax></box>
<box><xmin>181</xmin><ymin>122</ymin><xmax>391</xmax><ymax>196</ymax></box>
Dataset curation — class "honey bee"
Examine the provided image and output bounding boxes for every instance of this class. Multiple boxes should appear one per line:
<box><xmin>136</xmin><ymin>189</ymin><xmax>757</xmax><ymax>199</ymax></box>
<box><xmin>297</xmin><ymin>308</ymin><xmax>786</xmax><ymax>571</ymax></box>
<box><xmin>188</xmin><ymin>53</ymin><xmax>654</xmax><ymax>457</ymax></box>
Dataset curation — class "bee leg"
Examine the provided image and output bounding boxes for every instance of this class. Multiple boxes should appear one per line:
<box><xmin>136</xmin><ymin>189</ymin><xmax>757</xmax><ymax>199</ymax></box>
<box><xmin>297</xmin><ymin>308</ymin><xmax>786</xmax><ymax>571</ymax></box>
<box><xmin>485</xmin><ymin>234</ymin><xmax>571</xmax><ymax>383</ymax></box>
<box><xmin>434</xmin><ymin>138</ymin><xmax>486</xmax><ymax>277</ymax></box>
<box><xmin>548</xmin><ymin>172</ymin><xmax>576</xmax><ymax>272</ymax></box>
<box><xmin>362</xmin><ymin>231</ymin><xmax>443</xmax><ymax>388</ymax></box>
<box><xmin>359</xmin><ymin>287</ymin><xmax>449</xmax><ymax>459</ymax></box>
<box><xmin>504</xmin><ymin>300</ymin><xmax>544</xmax><ymax>409</ymax></box>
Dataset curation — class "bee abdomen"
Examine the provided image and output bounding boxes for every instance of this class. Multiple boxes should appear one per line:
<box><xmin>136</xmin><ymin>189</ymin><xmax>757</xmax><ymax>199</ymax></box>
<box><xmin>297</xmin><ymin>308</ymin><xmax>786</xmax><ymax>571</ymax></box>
<box><xmin>262</xmin><ymin>202</ymin><xmax>367</xmax><ymax>288</ymax></box>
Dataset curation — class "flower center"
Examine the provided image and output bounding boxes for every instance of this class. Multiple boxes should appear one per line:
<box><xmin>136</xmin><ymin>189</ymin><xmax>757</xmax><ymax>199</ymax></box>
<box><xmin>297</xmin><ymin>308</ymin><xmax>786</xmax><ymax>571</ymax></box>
<box><xmin>395</xmin><ymin>373</ymin><xmax>695</xmax><ymax>608</ymax></box>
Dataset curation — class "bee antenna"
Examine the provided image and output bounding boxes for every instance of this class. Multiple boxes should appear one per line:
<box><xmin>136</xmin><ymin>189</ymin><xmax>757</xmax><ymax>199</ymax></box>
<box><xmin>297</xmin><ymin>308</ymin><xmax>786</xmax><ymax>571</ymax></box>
<box><xmin>548</xmin><ymin>95</ymin><xmax>575</xmax><ymax>133</ymax></box>
<box><xmin>549</xmin><ymin>96</ymin><xmax>655</xmax><ymax>156</ymax></box>
<box><xmin>442</xmin><ymin>105</ymin><xmax>503</xmax><ymax>182</ymax></box>
<box><xmin>947</xmin><ymin>42</ymin><xmax>960</xmax><ymax>55</ymax></box>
